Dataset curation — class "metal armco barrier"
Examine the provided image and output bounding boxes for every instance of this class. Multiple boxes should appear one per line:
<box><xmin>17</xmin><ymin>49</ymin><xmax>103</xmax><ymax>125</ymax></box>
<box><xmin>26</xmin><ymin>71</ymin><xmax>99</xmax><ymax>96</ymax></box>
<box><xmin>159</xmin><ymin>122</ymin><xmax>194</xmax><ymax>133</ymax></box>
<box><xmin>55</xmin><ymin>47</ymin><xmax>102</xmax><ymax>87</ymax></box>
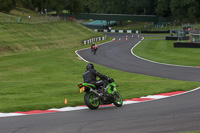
<box><xmin>166</xmin><ymin>36</ymin><xmax>189</xmax><ymax>40</ymax></box>
<box><xmin>174</xmin><ymin>42</ymin><xmax>200</xmax><ymax>48</ymax></box>
<box><xmin>94</xmin><ymin>29</ymin><xmax>141</xmax><ymax>34</ymax></box>
<box><xmin>94</xmin><ymin>29</ymin><xmax>170</xmax><ymax>34</ymax></box>
<box><xmin>83</xmin><ymin>35</ymin><xmax>107</xmax><ymax>45</ymax></box>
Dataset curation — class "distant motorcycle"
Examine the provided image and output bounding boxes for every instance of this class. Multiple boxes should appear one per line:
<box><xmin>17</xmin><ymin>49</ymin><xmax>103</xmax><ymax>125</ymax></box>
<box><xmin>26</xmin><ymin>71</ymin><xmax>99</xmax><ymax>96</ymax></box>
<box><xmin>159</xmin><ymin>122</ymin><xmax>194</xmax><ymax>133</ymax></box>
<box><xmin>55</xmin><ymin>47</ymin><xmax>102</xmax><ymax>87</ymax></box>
<box><xmin>77</xmin><ymin>78</ymin><xmax>123</xmax><ymax>109</ymax></box>
<box><xmin>91</xmin><ymin>45</ymin><xmax>98</xmax><ymax>55</ymax></box>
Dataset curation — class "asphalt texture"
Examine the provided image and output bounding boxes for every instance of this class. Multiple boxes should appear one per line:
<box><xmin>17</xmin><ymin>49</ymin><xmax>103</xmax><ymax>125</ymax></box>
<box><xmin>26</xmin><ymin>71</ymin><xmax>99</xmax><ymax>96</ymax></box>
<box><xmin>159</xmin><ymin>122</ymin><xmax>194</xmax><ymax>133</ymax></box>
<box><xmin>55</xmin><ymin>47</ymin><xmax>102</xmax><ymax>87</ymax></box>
<box><xmin>1</xmin><ymin>33</ymin><xmax>200</xmax><ymax>133</ymax></box>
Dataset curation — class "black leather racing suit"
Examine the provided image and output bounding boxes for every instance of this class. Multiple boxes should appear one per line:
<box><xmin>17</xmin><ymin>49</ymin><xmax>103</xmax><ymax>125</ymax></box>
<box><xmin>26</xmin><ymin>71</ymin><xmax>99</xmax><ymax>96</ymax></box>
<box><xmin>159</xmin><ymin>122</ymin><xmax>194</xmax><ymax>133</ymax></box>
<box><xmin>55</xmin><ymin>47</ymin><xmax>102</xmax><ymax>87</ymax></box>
<box><xmin>83</xmin><ymin>68</ymin><xmax>109</xmax><ymax>94</ymax></box>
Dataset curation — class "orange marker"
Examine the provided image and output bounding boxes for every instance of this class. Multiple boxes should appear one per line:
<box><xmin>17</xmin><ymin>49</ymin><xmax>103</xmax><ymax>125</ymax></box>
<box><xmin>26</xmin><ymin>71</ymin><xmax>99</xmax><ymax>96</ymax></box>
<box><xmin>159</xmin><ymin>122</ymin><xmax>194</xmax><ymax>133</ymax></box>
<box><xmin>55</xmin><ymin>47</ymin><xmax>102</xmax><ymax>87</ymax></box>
<box><xmin>65</xmin><ymin>99</ymin><xmax>68</xmax><ymax>104</ymax></box>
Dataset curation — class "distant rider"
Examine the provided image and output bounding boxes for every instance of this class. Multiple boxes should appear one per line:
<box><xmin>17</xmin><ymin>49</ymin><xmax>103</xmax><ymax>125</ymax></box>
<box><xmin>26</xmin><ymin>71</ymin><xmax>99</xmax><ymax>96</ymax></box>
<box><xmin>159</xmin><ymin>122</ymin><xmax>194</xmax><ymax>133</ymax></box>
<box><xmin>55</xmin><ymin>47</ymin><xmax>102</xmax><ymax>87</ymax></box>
<box><xmin>92</xmin><ymin>45</ymin><xmax>98</xmax><ymax>51</ymax></box>
<box><xmin>91</xmin><ymin>42</ymin><xmax>95</xmax><ymax>52</ymax></box>
<box><xmin>83</xmin><ymin>63</ymin><xmax>111</xmax><ymax>96</ymax></box>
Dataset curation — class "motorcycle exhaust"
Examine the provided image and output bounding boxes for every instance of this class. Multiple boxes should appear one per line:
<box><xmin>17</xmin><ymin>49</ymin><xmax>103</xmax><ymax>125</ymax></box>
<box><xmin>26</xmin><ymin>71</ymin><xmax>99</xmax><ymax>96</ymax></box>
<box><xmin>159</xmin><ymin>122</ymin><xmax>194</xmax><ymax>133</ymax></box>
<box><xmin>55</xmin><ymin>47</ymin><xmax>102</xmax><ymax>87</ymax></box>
<box><xmin>90</xmin><ymin>89</ymin><xmax>102</xmax><ymax>97</ymax></box>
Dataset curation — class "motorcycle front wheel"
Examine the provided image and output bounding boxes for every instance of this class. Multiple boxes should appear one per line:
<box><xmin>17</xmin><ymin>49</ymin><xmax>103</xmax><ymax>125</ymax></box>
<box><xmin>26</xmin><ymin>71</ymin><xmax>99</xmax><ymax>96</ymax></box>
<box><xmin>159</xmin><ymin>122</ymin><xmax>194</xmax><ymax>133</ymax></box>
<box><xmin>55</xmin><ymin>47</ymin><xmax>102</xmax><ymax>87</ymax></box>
<box><xmin>113</xmin><ymin>92</ymin><xmax>123</xmax><ymax>107</ymax></box>
<box><xmin>84</xmin><ymin>92</ymin><xmax>99</xmax><ymax>110</ymax></box>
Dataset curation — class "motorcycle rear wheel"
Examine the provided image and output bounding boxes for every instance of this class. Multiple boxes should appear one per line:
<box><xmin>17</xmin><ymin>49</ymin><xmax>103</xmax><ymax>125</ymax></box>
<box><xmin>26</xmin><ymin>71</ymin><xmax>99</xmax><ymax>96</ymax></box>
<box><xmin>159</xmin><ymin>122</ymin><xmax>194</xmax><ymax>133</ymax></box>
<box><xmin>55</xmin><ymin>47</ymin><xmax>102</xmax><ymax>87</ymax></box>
<box><xmin>84</xmin><ymin>92</ymin><xmax>99</xmax><ymax>109</ymax></box>
<box><xmin>113</xmin><ymin>92</ymin><xmax>123</xmax><ymax>107</ymax></box>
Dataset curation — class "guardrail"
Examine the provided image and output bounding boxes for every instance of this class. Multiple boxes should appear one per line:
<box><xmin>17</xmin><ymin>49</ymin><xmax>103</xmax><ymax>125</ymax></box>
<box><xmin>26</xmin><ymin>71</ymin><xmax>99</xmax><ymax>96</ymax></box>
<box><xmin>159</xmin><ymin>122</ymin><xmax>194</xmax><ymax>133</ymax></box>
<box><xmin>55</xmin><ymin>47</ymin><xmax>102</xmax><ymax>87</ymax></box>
<box><xmin>174</xmin><ymin>42</ymin><xmax>200</xmax><ymax>48</ymax></box>
<box><xmin>82</xmin><ymin>35</ymin><xmax>107</xmax><ymax>45</ymax></box>
<box><xmin>93</xmin><ymin>29</ymin><xmax>170</xmax><ymax>34</ymax></box>
<box><xmin>94</xmin><ymin>29</ymin><xmax>141</xmax><ymax>34</ymax></box>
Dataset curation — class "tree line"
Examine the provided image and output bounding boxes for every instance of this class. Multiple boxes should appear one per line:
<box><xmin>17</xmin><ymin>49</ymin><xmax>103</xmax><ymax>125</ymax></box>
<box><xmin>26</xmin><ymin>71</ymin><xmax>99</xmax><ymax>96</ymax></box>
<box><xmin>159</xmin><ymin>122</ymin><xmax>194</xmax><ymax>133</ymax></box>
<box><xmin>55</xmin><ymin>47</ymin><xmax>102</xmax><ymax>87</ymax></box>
<box><xmin>83</xmin><ymin>0</ymin><xmax>200</xmax><ymax>22</ymax></box>
<box><xmin>0</xmin><ymin>0</ymin><xmax>82</xmax><ymax>16</ymax></box>
<box><xmin>0</xmin><ymin>0</ymin><xmax>200</xmax><ymax>22</ymax></box>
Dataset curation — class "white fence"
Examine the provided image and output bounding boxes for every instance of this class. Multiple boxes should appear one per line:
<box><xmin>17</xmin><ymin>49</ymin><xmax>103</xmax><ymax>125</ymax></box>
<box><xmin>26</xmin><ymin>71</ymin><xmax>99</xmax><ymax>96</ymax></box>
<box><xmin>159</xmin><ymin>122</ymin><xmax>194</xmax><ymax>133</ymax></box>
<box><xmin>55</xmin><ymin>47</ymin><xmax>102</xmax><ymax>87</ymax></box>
<box><xmin>83</xmin><ymin>35</ymin><xmax>107</xmax><ymax>45</ymax></box>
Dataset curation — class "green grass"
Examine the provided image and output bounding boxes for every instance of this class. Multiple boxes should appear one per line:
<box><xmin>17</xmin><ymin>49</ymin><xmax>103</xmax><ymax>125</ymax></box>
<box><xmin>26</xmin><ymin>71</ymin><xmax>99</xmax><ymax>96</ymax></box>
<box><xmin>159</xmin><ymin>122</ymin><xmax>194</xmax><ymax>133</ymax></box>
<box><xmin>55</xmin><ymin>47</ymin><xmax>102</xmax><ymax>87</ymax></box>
<box><xmin>181</xmin><ymin>131</ymin><xmax>200</xmax><ymax>133</ymax></box>
<box><xmin>0</xmin><ymin>21</ymin><xmax>104</xmax><ymax>55</ymax></box>
<box><xmin>1</xmin><ymin>49</ymin><xmax>199</xmax><ymax>112</ymax></box>
<box><xmin>133</xmin><ymin>36</ymin><xmax>200</xmax><ymax>66</ymax></box>
<box><xmin>0</xmin><ymin>20</ymin><xmax>200</xmax><ymax>113</ymax></box>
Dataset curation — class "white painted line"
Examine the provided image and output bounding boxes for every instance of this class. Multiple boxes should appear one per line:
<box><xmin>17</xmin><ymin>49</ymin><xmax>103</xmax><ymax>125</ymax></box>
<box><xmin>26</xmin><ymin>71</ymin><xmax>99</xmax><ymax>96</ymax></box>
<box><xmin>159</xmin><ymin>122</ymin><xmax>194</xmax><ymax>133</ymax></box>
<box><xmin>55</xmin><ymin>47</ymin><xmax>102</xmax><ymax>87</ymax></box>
<box><xmin>0</xmin><ymin>113</ymin><xmax>26</xmax><ymax>117</ymax></box>
<box><xmin>141</xmin><ymin>95</ymin><xmax>169</xmax><ymax>99</ymax></box>
<box><xmin>49</xmin><ymin>106</ymin><xmax>88</xmax><ymax>112</ymax></box>
<box><xmin>75</xmin><ymin>50</ymin><xmax>89</xmax><ymax>62</ymax></box>
<box><xmin>123</xmin><ymin>101</ymin><xmax>140</xmax><ymax>105</ymax></box>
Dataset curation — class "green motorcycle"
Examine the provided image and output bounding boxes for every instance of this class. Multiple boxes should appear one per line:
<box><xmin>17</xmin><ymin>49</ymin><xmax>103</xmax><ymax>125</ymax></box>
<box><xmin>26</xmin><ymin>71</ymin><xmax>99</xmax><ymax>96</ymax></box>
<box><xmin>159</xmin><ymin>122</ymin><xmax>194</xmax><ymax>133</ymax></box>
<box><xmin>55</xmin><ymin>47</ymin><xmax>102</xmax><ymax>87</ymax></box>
<box><xmin>78</xmin><ymin>79</ymin><xmax>123</xmax><ymax>110</ymax></box>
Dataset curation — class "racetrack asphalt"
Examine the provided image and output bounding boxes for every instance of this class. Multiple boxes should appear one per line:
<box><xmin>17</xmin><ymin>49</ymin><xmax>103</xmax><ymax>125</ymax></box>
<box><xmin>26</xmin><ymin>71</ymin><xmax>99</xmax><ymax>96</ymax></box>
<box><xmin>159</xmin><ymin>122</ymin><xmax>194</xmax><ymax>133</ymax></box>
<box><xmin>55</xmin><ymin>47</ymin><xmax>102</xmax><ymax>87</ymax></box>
<box><xmin>78</xmin><ymin>33</ymin><xmax>200</xmax><ymax>82</ymax></box>
<box><xmin>1</xmin><ymin>33</ymin><xmax>200</xmax><ymax>133</ymax></box>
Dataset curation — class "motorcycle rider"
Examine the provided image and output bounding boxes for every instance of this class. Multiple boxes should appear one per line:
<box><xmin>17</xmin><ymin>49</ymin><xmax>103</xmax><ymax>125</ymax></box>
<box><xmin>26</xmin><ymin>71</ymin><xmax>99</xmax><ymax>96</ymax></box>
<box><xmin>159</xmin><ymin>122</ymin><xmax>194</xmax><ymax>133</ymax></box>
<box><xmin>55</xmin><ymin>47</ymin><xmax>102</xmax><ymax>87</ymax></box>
<box><xmin>91</xmin><ymin>42</ymin><xmax>95</xmax><ymax>52</ymax></box>
<box><xmin>83</xmin><ymin>63</ymin><xmax>110</xmax><ymax>96</ymax></box>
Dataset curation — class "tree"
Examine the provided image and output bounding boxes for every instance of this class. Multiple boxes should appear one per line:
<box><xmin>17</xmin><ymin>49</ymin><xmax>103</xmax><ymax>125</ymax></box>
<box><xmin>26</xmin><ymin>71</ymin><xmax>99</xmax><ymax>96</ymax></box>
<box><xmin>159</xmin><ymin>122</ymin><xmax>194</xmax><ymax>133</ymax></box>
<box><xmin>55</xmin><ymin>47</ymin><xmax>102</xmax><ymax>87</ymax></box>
<box><xmin>66</xmin><ymin>0</ymin><xmax>83</xmax><ymax>16</ymax></box>
<box><xmin>51</xmin><ymin>0</ymin><xmax>65</xmax><ymax>15</ymax></box>
<box><xmin>128</xmin><ymin>0</ymin><xmax>156</xmax><ymax>15</ymax></box>
<box><xmin>170</xmin><ymin>0</ymin><xmax>200</xmax><ymax>22</ymax></box>
<box><xmin>183</xmin><ymin>0</ymin><xmax>200</xmax><ymax>21</ymax></box>
<box><xmin>170</xmin><ymin>0</ymin><xmax>184</xmax><ymax>21</ymax></box>
<box><xmin>155</xmin><ymin>0</ymin><xmax>170</xmax><ymax>17</ymax></box>
<box><xmin>19</xmin><ymin>0</ymin><xmax>34</xmax><ymax>9</ymax></box>
<box><xmin>0</xmin><ymin>0</ymin><xmax>15</xmax><ymax>13</ymax></box>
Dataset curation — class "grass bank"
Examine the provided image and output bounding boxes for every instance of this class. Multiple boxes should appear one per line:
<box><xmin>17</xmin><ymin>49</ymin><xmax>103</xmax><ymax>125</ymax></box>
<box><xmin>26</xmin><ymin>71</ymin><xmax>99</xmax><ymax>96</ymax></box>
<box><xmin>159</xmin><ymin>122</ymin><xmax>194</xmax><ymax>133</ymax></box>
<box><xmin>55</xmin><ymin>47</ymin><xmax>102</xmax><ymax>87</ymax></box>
<box><xmin>182</xmin><ymin>131</ymin><xmax>200</xmax><ymax>133</ymax></box>
<box><xmin>0</xmin><ymin>21</ymin><xmax>200</xmax><ymax>113</ymax></box>
<box><xmin>0</xmin><ymin>21</ymin><xmax>104</xmax><ymax>56</ymax></box>
<box><xmin>133</xmin><ymin>36</ymin><xmax>200</xmax><ymax>67</ymax></box>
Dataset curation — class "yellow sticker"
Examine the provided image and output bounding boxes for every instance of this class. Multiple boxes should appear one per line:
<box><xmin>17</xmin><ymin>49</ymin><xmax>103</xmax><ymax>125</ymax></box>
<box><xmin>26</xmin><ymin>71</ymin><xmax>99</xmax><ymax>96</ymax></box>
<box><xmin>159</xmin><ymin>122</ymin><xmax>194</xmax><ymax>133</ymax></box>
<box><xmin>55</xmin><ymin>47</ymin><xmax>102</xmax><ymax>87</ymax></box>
<box><xmin>79</xmin><ymin>86</ymin><xmax>85</xmax><ymax>93</ymax></box>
